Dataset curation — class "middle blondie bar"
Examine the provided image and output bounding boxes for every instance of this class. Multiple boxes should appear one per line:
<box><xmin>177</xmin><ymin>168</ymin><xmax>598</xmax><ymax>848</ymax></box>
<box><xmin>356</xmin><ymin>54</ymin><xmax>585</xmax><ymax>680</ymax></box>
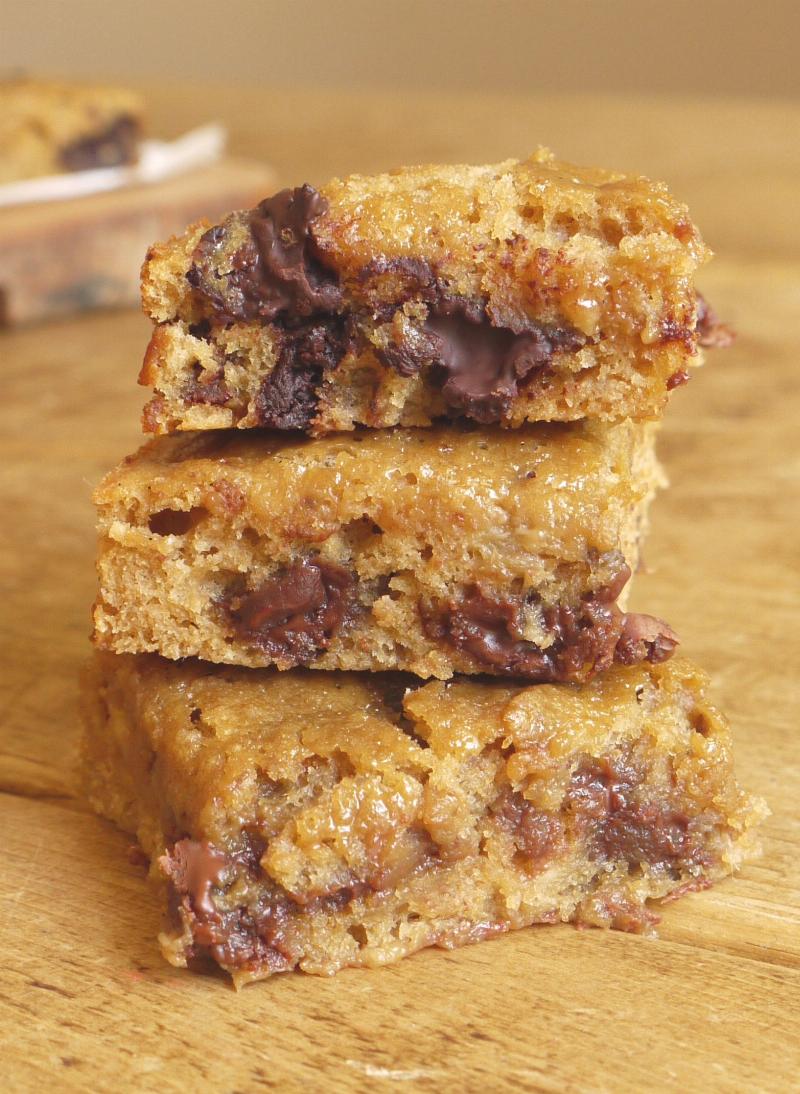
<box><xmin>93</xmin><ymin>420</ymin><xmax>674</xmax><ymax>681</ymax></box>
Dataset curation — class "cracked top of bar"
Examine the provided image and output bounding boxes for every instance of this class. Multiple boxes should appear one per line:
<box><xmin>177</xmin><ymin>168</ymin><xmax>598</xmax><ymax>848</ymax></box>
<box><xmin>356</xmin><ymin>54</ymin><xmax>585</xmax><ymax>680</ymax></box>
<box><xmin>92</xmin><ymin>419</ymin><xmax>674</xmax><ymax>681</ymax></box>
<box><xmin>139</xmin><ymin>149</ymin><xmax>722</xmax><ymax>437</ymax></box>
<box><xmin>81</xmin><ymin>652</ymin><xmax>765</xmax><ymax>984</ymax></box>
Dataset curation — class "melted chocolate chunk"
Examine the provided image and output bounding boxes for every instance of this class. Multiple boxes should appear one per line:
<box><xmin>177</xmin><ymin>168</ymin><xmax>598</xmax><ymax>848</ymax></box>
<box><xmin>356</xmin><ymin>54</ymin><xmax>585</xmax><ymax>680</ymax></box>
<box><xmin>491</xmin><ymin>788</ymin><xmax>565</xmax><ymax>869</ymax></box>
<box><xmin>59</xmin><ymin>115</ymin><xmax>139</xmax><ymax>171</ymax></box>
<box><xmin>162</xmin><ymin>839</ymin><xmax>294</xmax><ymax>972</ymax></box>
<box><xmin>377</xmin><ymin>295</ymin><xmax>585</xmax><ymax>423</ymax></box>
<box><xmin>162</xmin><ymin>836</ymin><xmax>381</xmax><ymax>972</ymax></box>
<box><xmin>426</xmin><ymin>315</ymin><xmax>556</xmax><ymax>423</ymax></box>
<box><xmin>163</xmin><ymin>839</ymin><xmax>229</xmax><ymax>919</ymax></box>
<box><xmin>421</xmin><ymin>563</ymin><xmax>678</xmax><ymax>681</ymax></box>
<box><xmin>254</xmin><ymin>318</ymin><xmax>350</xmax><ymax>429</ymax></box>
<box><xmin>182</xmin><ymin>366</ymin><xmax>232</xmax><ymax>408</ymax></box>
<box><xmin>187</xmin><ymin>185</ymin><xmax>342</xmax><ymax>322</ymax></box>
<box><xmin>227</xmin><ymin>560</ymin><xmax>356</xmax><ymax>664</ymax></box>
<box><xmin>603</xmin><ymin>802</ymin><xmax>690</xmax><ymax>864</ymax></box>
<box><xmin>567</xmin><ymin>756</ymin><xmax>708</xmax><ymax>869</ymax></box>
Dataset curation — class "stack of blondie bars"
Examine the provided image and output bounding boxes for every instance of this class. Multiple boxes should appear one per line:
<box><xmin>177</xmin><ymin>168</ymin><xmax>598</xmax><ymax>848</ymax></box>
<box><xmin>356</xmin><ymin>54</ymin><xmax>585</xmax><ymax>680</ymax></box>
<box><xmin>81</xmin><ymin>150</ymin><xmax>764</xmax><ymax>985</ymax></box>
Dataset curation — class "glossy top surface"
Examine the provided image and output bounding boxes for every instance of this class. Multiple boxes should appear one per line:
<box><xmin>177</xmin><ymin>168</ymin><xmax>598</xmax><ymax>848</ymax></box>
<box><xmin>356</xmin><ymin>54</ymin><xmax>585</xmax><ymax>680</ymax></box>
<box><xmin>95</xmin><ymin>421</ymin><xmax>656</xmax><ymax>561</ymax></box>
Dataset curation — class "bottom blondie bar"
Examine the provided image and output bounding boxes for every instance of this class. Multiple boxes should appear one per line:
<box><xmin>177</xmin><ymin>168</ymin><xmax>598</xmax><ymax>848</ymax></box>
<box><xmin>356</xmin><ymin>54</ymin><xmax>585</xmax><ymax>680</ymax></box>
<box><xmin>81</xmin><ymin>653</ymin><xmax>764</xmax><ymax>986</ymax></box>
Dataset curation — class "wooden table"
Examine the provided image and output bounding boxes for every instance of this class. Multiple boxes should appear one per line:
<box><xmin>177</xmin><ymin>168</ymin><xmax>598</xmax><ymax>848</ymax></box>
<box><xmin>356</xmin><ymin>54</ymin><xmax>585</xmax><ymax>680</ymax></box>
<box><xmin>2</xmin><ymin>87</ymin><xmax>798</xmax><ymax>1092</ymax></box>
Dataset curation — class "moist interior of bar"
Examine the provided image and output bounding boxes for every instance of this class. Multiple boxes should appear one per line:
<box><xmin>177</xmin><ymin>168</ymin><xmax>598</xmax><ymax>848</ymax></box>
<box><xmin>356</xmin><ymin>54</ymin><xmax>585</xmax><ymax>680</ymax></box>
<box><xmin>82</xmin><ymin>655</ymin><xmax>764</xmax><ymax>983</ymax></box>
<box><xmin>92</xmin><ymin>421</ymin><xmax>673</xmax><ymax>679</ymax></box>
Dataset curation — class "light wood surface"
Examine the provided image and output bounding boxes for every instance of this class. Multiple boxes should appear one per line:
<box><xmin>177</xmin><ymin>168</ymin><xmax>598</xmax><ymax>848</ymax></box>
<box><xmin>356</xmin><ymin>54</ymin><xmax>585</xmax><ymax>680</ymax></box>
<box><xmin>1</xmin><ymin>87</ymin><xmax>799</xmax><ymax>1092</ymax></box>
<box><xmin>0</xmin><ymin>158</ymin><xmax>274</xmax><ymax>325</ymax></box>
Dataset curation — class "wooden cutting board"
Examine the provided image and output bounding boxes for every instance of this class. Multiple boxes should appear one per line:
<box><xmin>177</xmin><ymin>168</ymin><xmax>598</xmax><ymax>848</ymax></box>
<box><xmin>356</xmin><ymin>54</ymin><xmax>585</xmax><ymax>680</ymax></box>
<box><xmin>0</xmin><ymin>87</ymin><xmax>798</xmax><ymax>1093</ymax></box>
<box><xmin>0</xmin><ymin>157</ymin><xmax>274</xmax><ymax>326</ymax></box>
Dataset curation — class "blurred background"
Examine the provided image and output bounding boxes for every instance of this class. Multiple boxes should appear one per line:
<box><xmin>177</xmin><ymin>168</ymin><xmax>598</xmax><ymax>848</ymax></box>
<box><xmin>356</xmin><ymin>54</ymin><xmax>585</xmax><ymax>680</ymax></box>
<box><xmin>5</xmin><ymin>0</ymin><xmax>799</xmax><ymax>99</ymax></box>
<box><xmin>2</xmin><ymin>0</ymin><xmax>798</xmax><ymax>268</ymax></box>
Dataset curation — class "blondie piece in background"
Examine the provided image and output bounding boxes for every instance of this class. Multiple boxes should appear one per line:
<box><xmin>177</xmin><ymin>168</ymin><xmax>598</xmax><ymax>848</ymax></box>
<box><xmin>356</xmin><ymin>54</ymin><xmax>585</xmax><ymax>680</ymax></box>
<box><xmin>139</xmin><ymin>150</ymin><xmax>726</xmax><ymax>437</ymax></box>
<box><xmin>91</xmin><ymin>420</ymin><xmax>675</xmax><ymax>681</ymax></box>
<box><xmin>81</xmin><ymin>653</ymin><xmax>765</xmax><ymax>986</ymax></box>
<box><xmin>0</xmin><ymin>77</ymin><xmax>143</xmax><ymax>183</ymax></box>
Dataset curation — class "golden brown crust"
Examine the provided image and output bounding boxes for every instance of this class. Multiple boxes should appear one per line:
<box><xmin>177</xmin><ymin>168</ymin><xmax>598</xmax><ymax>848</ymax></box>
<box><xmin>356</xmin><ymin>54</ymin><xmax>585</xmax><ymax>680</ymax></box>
<box><xmin>81</xmin><ymin>653</ymin><xmax>765</xmax><ymax>984</ymax></box>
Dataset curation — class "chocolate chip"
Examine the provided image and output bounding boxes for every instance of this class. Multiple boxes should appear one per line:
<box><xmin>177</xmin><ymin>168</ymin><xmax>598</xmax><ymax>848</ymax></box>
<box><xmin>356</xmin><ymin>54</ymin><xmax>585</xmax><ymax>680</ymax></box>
<box><xmin>182</xmin><ymin>365</ymin><xmax>232</xmax><ymax>408</ymax></box>
<box><xmin>187</xmin><ymin>185</ymin><xmax>342</xmax><ymax>323</ymax></box>
<box><xmin>227</xmin><ymin>559</ymin><xmax>356</xmax><ymax>664</ymax></box>
<box><xmin>162</xmin><ymin>839</ymin><xmax>294</xmax><ymax>972</ymax></box>
<box><xmin>254</xmin><ymin>318</ymin><xmax>350</xmax><ymax>430</ymax></box>
<box><xmin>377</xmin><ymin>297</ymin><xmax>585</xmax><ymax>423</ymax></box>
<box><xmin>426</xmin><ymin>315</ymin><xmax>555</xmax><ymax>423</ymax></box>
<box><xmin>254</xmin><ymin>358</ymin><xmax>318</xmax><ymax>430</ymax></box>
<box><xmin>567</xmin><ymin>757</ymin><xmax>702</xmax><ymax>869</ymax></box>
<box><xmin>666</xmin><ymin>369</ymin><xmax>690</xmax><ymax>391</ymax></box>
<box><xmin>59</xmin><ymin>115</ymin><xmax>139</xmax><ymax>171</ymax></box>
<box><xmin>491</xmin><ymin>788</ymin><xmax>565</xmax><ymax>868</ymax></box>
<box><xmin>163</xmin><ymin>839</ymin><xmax>229</xmax><ymax>919</ymax></box>
<box><xmin>603</xmin><ymin>802</ymin><xmax>690</xmax><ymax>864</ymax></box>
<box><xmin>615</xmin><ymin>614</ymin><xmax>680</xmax><ymax>665</ymax></box>
<box><xmin>421</xmin><ymin>564</ymin><xmax>678</xmax><ymax>681</ymax></box>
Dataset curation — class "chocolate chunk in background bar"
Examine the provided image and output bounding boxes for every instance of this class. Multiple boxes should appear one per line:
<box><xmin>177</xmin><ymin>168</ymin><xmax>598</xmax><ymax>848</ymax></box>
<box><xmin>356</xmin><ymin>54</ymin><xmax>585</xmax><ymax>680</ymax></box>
<box><xmin>187</xmin><ymin>185</ymin><xmax>342</xmax><ymax>323</ymax></box>
<box><xmin>228</xmin><ymin>560</ymin><xmax>356</xmax><ymax>663</ymax></box>
<box><xmin>59</xmin><ymin>115</ymin><xmax>139</xmax><ymax>171</ymax></box>
<box><xmin>491</xmin><ymin>788</ymin><xmax>566</xmax><ymax>867</ymax></box>
<box><xmin>254</xmin><ymin>318</ymin><xmax>351</xmax><ymax>429</ymax></box>
<box><xmin>566</xmin><ymin>755</ymin><xmax>705</xmax><ymax>867</ymax></box>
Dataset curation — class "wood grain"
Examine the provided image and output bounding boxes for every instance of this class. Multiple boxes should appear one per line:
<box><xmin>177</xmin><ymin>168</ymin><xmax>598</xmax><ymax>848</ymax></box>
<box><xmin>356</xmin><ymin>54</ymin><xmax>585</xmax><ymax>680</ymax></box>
<box><xmin>1</xmin><ymin>87</ymin><xmax>799</xmax><ymax>1092</ymax></box>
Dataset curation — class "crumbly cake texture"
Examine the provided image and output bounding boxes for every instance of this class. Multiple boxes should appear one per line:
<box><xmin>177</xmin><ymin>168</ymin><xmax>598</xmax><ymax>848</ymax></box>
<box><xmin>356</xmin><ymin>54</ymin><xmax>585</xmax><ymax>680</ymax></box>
<box><xmin>91</xmin><ymin>420</ymin><xmax>675</xmax><ymax>682</ymax></box>
<box><xmin>81</xmin><ymin>652</ymin><xmax>765</xmax><ymax>985</ymax></box>
<box><xmin>138</xmin><ymin>149</ymin><xmax>723</xmax><ymax>438</ymax></box>
<box><xmin>0</xmin><ymin>77</ymin><xmax>143</xmax><ymax>184</ymax></box>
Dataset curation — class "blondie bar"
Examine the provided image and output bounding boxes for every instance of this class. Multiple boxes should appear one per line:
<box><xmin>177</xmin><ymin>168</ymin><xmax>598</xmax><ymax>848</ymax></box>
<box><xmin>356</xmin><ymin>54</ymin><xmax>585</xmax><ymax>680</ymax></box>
<box><xmin>81</xmin><ymin>652</ymin><xmax>765</xmax><ymax>985</ymax></box>
<box><xmin>0</xmin><ymin>77</ymin><xmax>143</xmax><ymax>183</ymax></box>
<box><xmin>92</xmin><ymin>421</ymin><xmax>674</xmax><ymax>681</ymax></box>
<box><xmin>139</xmin><ymin>150</ymin><xmax>722</xmax><ymax>437</ymax></box>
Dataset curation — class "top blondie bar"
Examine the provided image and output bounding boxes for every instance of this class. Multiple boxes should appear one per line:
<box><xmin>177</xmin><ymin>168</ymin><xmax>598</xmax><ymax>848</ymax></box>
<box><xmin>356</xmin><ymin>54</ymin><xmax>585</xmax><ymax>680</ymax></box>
<box><xmin>140</xmin><ymin>149</ymin><xmax>726</xmax><ymax>437</ymax></box>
